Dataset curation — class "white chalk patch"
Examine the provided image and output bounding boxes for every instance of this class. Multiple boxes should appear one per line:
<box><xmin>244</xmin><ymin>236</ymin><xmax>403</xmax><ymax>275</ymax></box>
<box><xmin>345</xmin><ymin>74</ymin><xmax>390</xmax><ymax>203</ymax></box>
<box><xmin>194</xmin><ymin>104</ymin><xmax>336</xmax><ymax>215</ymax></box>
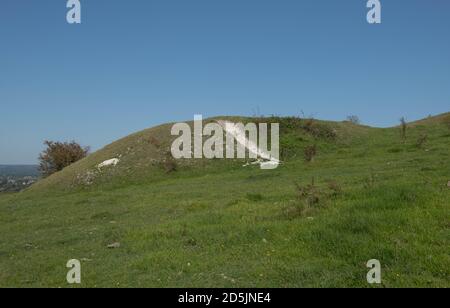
<box><xmin>260</xmin><ymin>160</ymin><xmax>280</xmax><ymax>169</ymax></box>
<box><xmin>218</xmin><ymin>120</ymin><xmax>280</xmax><ymax>168</ymax></box>
<box><xmin>98</xmin><ymin>158</ymin><xmax>120</xmax><ymax>169</ymax></box>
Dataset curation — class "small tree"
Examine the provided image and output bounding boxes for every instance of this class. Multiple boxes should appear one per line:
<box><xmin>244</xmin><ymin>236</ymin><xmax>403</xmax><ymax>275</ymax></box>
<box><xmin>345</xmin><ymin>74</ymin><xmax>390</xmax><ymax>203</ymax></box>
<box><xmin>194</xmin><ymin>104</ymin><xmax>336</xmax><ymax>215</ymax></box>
<box><xmin>39</xmin><ymin>141</ymin><xmax>89</xmax><ymax>177</ymax></box>
<box><xmin>400</xmin><ymin>117</ymin><xmax>408</xmax><ymax>140</ymax></box>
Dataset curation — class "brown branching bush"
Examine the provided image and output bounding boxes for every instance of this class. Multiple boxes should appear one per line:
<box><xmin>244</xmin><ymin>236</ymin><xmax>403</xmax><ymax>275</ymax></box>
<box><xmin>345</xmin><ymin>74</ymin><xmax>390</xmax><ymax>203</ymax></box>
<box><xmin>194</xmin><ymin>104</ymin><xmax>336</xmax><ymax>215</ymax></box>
<box><xmin>284</xmin><ymin>177</ymin><xmax>343</xmax><ymax>219</ymax></box>
<box><xmin>149</xmin><ymin>136</ymin><xmax>161</xmax><ymax>148</ymax></box>
<box><xmin>38</xmin><ymin>141</ymin><xmax>89</xmax><ymax>177</ymax></box>
<box><xmin>302</xmin><ymin>118</ymin><xmax>337</xmax><ymax>140</ymax></box>
<box><xmin>304</xmin><ymin>145</ymin><xmax>317</xmax><ymax>162</ymax></box>
<box><xmin>295</xmin><ymin>177</ymin><xmax>320</xmax><ymax>208</ymax></box>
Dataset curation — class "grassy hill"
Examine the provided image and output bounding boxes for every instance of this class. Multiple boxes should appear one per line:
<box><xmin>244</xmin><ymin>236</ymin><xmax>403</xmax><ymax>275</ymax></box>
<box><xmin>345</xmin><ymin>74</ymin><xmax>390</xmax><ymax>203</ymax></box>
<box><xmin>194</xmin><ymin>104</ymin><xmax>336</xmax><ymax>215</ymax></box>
<box><xmin>0</xmin><ymin>114</ymin><xmax>449</xmax><ymax>287</ymax></box>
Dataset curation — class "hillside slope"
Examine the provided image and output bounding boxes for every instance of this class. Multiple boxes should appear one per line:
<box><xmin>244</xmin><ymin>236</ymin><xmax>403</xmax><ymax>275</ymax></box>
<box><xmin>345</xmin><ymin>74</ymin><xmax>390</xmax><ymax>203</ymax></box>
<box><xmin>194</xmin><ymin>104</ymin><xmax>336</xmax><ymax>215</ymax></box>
<box><xmin>29</xmin><ymin>116</ymin><xmax>373</xmax><ymax>192</ymax></box>
<box><xmin>0</xmin><ymin>114</ymin><xmax>449</xmax><ymax>287</ymax></box>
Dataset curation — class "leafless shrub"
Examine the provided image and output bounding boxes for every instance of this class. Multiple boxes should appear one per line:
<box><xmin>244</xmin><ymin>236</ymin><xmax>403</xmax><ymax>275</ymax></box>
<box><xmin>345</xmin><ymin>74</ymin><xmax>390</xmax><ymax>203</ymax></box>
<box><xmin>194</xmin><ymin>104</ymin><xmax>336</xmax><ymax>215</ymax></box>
<box><xmin>283</xmin><ymin>178</ymin><xmax>321</xmax><ymax>219</ymax></box>
<box><xmin>284</xmin><ymin>177</ymin><xmax>342</xmax><ymax>219</ymax></box>
<box><xmin>400</xmin><ymin>117</ymin><xmax>408</xmax><ymax>140</ymax></box>
<box><xmin>161</xmin><ymin>151</ymin><xmax>177</xmax><ymax>173</ymax></box>
<box><xmin>304</xmin><ymin>121</ymin><xmax>337</xmax><ymax>139</ymax></box>
<box><xmin>327</xmin><ymin>180</ymin><xmax>342</xmax><ymax>197</ymax></box>
<box><xmin>304</xmin><ymin>145</ymin><xmax>317</xmax><ymax>162</ymax></box>
<box><xmin>149</xmin><ymin>136</ymin><xmax>161</xmax><ymax>148</ymax></box>
<box><xmin>295</xmin><ymin>177</ymin><xmax>320</xmax><ymax>207</ymax></box>
<box><xmin>416</xmin><ymin>134</ymin><xmax>428</xmax><ymax>149</ymax></box>
<box><xmin>303</xmin><ymin>118</ymin><xmax>315</xmax><ymax>131</ymax></box>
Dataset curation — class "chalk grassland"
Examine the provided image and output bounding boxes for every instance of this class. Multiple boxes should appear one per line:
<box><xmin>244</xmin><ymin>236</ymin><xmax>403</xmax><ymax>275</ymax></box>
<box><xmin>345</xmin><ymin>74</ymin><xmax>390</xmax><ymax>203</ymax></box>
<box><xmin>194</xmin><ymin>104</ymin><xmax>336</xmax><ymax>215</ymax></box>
<box><xmin>0</xmin><ymin>114</ymin><xmax>449</xmax><ymax>287</ymax></box>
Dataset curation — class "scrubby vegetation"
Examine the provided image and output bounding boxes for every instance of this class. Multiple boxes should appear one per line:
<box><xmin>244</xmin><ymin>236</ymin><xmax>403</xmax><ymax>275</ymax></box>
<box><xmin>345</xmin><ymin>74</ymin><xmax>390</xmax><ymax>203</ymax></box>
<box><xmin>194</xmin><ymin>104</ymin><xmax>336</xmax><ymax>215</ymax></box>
<box><xmin>416</xmin><ymin>134</ymin><xmax>428</xmax><ymax>149</ymax></box>
<box><xmin>161</xmin><ymin>151</ymin><xmax>178</xmax><ymax>173</ymax></box>
<box><xmin>304</xmin><ymin>145</ymin><xmax>317</xmax><ymax>162</ymax></box>
<box><xmin>0</xmin><ymin>113</ymin><xmax>449</xmax><ymax>288</ymax></box>
<box><xmin>38</xmin><ymin>141</ymin><xmax>89</xmax><ymax>177</ymax></box>
<box><xmin>400</xmin><ymin>117</ymin><xmax>408</xmax><ymax>140</ymax></box>
<box><xmin>346</xmin><ymin>115</ymin><xmax>361</xmax><ymax>125</ymax></box>
<box><xmin>443</xmin><ymin>114</ymin><xmax>450</xmax><ymax>132</ymax></box>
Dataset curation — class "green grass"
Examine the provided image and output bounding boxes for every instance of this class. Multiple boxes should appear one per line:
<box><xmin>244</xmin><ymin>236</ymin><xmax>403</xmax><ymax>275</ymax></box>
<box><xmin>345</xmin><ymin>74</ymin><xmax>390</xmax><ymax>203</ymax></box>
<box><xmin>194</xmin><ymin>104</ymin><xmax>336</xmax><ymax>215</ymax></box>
<box><xmin>0</xmin><ymin>114</ymin><xmax>449</xmax><ymax>287</ymax></box>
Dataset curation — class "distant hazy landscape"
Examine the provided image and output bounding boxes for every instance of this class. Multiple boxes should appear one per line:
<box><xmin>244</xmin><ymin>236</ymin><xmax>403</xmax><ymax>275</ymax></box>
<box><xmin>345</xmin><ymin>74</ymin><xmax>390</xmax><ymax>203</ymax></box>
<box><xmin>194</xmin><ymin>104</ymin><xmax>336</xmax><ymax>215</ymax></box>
<box><xmin>0</xmin><ymin>165</ymin><xmax>39</xmax><ymax>192</ymax></box>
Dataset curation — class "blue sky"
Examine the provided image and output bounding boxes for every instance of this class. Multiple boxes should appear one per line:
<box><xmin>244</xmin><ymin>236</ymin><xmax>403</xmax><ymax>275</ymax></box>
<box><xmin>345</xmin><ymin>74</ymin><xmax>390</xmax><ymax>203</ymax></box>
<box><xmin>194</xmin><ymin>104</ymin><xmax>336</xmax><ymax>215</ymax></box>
<box><xmin>1</xmin><ymin>0</ymin><xmax>449</xmax><ymax>164</ymax></box>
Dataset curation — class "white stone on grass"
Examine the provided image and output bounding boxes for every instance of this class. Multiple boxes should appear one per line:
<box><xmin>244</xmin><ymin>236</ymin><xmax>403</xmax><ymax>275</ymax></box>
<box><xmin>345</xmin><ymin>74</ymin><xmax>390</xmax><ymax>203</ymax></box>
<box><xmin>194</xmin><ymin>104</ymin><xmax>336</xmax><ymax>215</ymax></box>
<box><xmin>98</xmin><ymin>158</ymin><xmax>120</xmax><ymax>169</ymax></box>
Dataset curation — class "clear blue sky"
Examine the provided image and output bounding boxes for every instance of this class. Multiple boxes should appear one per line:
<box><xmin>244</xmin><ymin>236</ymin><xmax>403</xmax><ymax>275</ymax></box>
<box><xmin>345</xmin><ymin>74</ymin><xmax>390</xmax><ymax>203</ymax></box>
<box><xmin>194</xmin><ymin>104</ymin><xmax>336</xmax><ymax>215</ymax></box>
<box><xmin>1</xmin><ymin>0</ymin><xmax>449</xmax><ymax>164</ymax></box>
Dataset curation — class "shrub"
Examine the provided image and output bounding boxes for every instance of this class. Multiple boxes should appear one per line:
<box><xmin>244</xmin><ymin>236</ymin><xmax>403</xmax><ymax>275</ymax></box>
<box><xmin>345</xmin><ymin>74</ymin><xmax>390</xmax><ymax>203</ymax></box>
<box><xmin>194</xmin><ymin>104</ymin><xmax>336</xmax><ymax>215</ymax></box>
<box><xmin>283</xmin><ymin>117</ymin><xmax>334</xmax><ymax>139</ymax></box>
<box><xmin>304</xmin><ymin>145</ymin><xmax>317</xmax><ymax>162</ymax></box>
<box><xmin>258</xmin><ymin>115</ymin><xmax>336</xmax><ymax>140</ymax></box>
<box><xmin>416</xmin><ymin>134</ymin><xmax>428</xmax><ymax>149</ymax></box>
<box><xmin>306</xmin><ymin>122</ymin><xmax>337</xmax><ymax>140</ymax></box>
<box><xmin>38</xmin><ymin>141</ymin><xmax>89</xmax><ymax>177</ymax></box>
<box><xmin>163</xmin><ymin>160</ymin><xmax>177</xmax><ymax>173</ymax></box>
<box><xmin>327</xmin><ymin>180</ymin><xmax>342</xmax><ymax>197</ymax></box>
<box><xmin>162</xmin><ymin>155</ymin><xmax>177</xmax><ymax>173</ymax></box>
<box><xmin>346</xmin><ymin>115</ymin><xmax>361</xmax><ymax>125</ymax></box>
<box><xmin>287</xmin><ymin>178</ymin><xmax>321</xmax><ymax>218</ymax></box>
<box><xmin>157</xmin><ymin>150</ymin><xmax>178</xmax><ymax>173</ymax></box>
<box><xmin>149</xmin><ymin>136</ymin><xmax>161</xmax><ymax>148</ymax></box>
<box><xmin>295</xmin><ymin>177</ymin><xmax>320</xmax><ymax>208</ymax></box>
<box><xmin>256</xmin><ymin>115</ymin><xmax>303</xmax><ymax>132</ymax></box>
<box><xmin>400</xmin><ymin>117</ymin><xmax>408</xmax><ymax>140</ymax></box>
<box><xmin>303</xmin><ymin>118</ymin><xmax>315</xmax><ymax>131</ymax></box>
<box><xmin>443</xmin><ymin>114</ymin><xmax>450</xmax><ymax>131</ymax></box>
<box><xmin>285</xmin><ymin>178</ymin><xmax>341</xmax><ymax>219</ymax></box>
